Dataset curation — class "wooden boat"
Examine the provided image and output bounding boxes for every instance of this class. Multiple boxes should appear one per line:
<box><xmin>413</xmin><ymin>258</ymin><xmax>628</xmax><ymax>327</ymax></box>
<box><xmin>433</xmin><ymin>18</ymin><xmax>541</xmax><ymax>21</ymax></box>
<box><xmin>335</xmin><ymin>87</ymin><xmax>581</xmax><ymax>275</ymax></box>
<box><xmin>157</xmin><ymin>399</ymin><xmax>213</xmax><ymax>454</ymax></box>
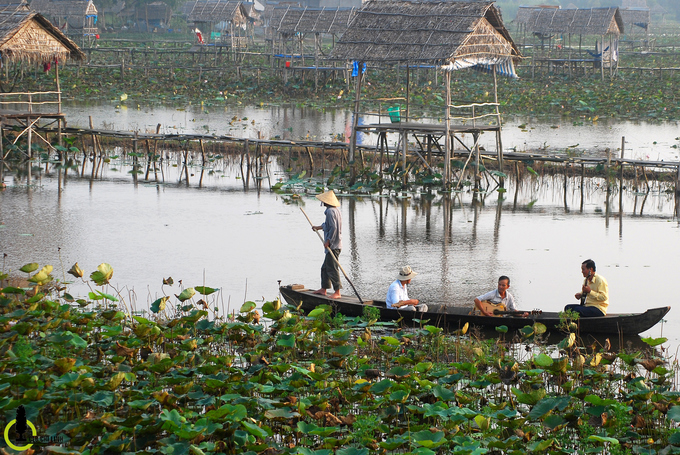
<box><xmin>279</xmin><ymin>285</ymin><xmax>670</xmax><ymax>335</ymax></box>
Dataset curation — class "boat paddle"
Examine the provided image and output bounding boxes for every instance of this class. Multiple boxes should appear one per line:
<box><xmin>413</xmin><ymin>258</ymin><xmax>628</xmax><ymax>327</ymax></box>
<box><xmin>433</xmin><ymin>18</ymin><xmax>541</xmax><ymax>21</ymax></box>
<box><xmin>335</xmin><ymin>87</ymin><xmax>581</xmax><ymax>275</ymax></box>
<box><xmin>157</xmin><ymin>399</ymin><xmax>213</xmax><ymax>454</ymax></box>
<box><xmin>300</xmin><ymin>207</ymin><xmax>364</xmax><ymax>304</ymax></box>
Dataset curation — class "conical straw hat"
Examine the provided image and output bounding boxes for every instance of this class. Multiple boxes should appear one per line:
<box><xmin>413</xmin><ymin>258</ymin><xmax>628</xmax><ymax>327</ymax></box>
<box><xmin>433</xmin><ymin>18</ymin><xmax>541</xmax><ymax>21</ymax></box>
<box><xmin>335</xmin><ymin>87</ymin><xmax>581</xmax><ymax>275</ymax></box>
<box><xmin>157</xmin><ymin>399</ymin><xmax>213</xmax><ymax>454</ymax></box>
<box><xmin>315</xmin><ymin>190</ymin><xmax>340</xmax><ymax>207</ymax></box>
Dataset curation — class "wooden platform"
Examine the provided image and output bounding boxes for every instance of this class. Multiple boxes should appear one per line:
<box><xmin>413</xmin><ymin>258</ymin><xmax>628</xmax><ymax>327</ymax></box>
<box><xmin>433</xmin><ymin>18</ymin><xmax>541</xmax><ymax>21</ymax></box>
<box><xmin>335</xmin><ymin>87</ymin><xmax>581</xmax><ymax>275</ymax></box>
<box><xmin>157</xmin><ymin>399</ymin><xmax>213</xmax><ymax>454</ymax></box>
<box><xmin>356</xmin><ymin>121</ymin><xmax>500</xmax><ymax>135</ymax></box>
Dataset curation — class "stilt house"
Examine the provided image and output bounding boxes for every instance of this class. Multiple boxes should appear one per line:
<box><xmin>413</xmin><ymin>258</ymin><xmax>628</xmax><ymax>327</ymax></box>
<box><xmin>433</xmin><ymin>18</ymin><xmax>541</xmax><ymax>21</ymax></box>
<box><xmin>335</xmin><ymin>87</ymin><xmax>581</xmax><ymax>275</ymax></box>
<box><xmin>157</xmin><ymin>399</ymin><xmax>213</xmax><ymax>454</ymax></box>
<box><xmin>330</xmin><ymin>0</ymin><xmax>521</xmax><ymax>186</ymax></box>
<box><xmin>185</xmin><ymin>0</ymin><xmax>249</xmax><ymax>46</ymax></box>
<box><xmin>0</xmin><ymin>8</ymin><xmax>84</xmax><ymax>182</ymax></box>
<box><xmin>269</xmin><ymin>6</ymin><xmax>355</xmax><ymax>66</ymax></box>
<box><xmin>30</xmin><ymin>0</ymin><xmax>98</xmax><ymax>37</ymax></box>
<box><xmin>521</xmin><ymin>7</ymin><xmax>624</xmax><ymax>77</ymax></box>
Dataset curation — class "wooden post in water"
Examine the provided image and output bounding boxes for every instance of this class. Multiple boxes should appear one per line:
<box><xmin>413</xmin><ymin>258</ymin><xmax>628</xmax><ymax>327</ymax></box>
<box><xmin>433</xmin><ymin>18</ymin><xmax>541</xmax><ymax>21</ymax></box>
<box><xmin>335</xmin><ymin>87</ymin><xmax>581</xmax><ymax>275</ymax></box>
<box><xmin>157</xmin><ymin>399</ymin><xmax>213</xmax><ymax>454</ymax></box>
<box><xmin>133</xmin><ymin>131</ymin><xmax>139</xmax><ymax>185</ymax></box>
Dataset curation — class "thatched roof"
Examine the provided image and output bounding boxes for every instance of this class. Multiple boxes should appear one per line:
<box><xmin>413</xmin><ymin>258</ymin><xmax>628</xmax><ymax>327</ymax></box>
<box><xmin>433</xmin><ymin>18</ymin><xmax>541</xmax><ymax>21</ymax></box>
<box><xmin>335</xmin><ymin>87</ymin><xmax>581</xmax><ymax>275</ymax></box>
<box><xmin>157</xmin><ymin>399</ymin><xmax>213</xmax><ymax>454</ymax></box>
<box><xmin>514</xmin><ymin>5</ymin><xmax>558</xmax><ymax>25</ymax></box>
<box><xmin>0</xmin><ymin>10</ymin><xmax>84</xmax><ymax>62</ymax></box>
<box><xmin>30</xmin><ymin>0</ymin><xmax>97</xmax><ymax>18</ymax></box>
<box><xmin>621</xmin><ymin>8</ymin><xmax>650</xmax><ymax>30</ymax></box>
<box><xmin>270</xmin><ymin>6</ymin><xmax>356</xmax><ymax>35</ymax></box>
<box><xmin>185</xmin><ymin>0</ymin><xmax>249</xmax><ymax>25</ymax></box>
<box><xmin>522</xmin><ymin>7</ymin><xmax>624</xmax><ymax>36</ymax></box>
<box><xmin>330</xmin><ymin>1</ymin><xmax>520</xmax><ymax>71</ymax></box>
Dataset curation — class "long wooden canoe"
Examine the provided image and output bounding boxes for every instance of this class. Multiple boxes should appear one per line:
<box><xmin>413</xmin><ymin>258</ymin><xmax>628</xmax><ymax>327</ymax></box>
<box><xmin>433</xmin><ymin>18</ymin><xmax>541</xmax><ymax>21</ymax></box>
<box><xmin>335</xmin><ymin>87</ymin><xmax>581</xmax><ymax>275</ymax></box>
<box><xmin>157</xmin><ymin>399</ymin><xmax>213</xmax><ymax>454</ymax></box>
<box><xmin>279</xmin><ymin>285</ymin><xmax>670</xmax><ymax>335</ymax></box>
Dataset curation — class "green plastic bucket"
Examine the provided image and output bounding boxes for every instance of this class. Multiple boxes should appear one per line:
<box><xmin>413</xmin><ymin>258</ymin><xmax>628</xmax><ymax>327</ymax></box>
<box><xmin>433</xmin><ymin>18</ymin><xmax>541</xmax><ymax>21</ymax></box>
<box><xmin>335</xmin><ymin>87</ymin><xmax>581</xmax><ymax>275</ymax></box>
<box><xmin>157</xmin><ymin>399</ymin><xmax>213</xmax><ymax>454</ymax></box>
<box><xmin>388</xmin><ymin>106</ymin><xmax>401</xmax><ymax>123</ymax></box>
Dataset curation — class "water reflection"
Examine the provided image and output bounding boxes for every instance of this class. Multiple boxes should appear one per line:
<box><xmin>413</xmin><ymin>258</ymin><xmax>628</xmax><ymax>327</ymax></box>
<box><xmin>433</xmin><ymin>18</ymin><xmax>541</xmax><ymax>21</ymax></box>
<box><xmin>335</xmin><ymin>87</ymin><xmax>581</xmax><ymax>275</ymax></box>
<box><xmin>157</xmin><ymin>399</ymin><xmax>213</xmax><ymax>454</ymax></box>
<box><xmin>1</xmin><ymin>152</ymin><xmax>678</xmax><ymax>348</ymax></box>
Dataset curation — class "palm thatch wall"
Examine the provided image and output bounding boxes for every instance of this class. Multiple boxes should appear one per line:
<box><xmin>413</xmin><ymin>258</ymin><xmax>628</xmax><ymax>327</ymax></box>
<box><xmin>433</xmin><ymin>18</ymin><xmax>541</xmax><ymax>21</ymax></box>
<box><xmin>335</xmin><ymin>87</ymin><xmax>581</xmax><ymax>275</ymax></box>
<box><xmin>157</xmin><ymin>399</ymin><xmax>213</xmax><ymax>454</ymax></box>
<box><xmin>0</xmin><ymin>10</ymin><xmax>84</xmax><ymax>62</ymax></box>
<box><xmin>330</xmin><ymin>1</ymin><xmax>520</xmax><ymax>68</ymax></box>
<box><xmin>270</xmin><ymin>6</ymin><xmax>355</xmax><ymax>36</ymax></box>
<box><xmin>521</xmin><ymin>7</ymin><xmax>624</xmax><ymax>37</ymax></box>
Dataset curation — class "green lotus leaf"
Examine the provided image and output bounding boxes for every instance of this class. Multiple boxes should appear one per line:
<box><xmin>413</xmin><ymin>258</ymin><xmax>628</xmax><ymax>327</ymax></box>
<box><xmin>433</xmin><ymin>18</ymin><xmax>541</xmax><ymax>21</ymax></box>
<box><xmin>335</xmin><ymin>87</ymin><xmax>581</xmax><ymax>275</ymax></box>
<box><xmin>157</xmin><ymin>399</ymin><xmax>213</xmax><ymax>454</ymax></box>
<box><xmin>368</xmin><ymin>379</ymin><xmax>393</xmax><ymax>394</ymax></box>
<box><xmin>241</xmin><ymin>420</ymin><xmax>270</xmax><ymax>439</ymax></box>
<box><xmin>176</xmin><ymin>287</ymin><xmax>196</xmax><ymax>302</ymax></box>
<box><xmin>495</xmin><ymin>325</ymin><xmax>508</xmax><ymax>333</ymax></box>
<box><xmin>534</xmin><ymin>353</ymin><xmax>554</xmax><ymax>367</ymax></box>
<box><xmin>307</xmin><ymin>307</ymin><xmax>326</xmax><ymax>318</ymax></box>
<box><xmin>588</xmin><ymin>435</ymin><xmax>619</xmax><ymax>445</ymax></box>
<box><xmin>641</xmin><ymin>337</ymin><xmax>667</xmax><ymax>347</ymax></box>
<box><xmin>194</xmin><ymin>286</ymin><xmax>217</xmax><ymax>295</ymax></box>
<box><xmin>20</xmin><ymin>262</ymin><xmax>39</xmax><ymax>273</ymax></box>
<box><xmin>151</xmin><ymin>296</ymin><xmax>169</xmax><ymax>313</ymax></box>
<box><xmin>90</xmin><ymin>263</ymin><xmax>114</xmax><ymax>285</ymax></box>
<box><xmin>28</xmin><ymin>265</ymin><xmax>53</xmax><ymax>284</ymax></box>
<box><xmin>0</xmin><ymin>286</ymin><xmax>25</xmax><ymax>294</ymax></box>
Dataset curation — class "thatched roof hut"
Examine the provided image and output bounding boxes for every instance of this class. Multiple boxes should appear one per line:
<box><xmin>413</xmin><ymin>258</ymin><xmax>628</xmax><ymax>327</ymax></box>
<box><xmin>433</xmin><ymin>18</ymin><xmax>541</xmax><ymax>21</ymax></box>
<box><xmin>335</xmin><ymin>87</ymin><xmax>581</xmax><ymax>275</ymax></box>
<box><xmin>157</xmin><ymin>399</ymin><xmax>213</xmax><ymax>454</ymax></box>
<box><xmin>270</xmin><ymin>6</ymin><xmax>355</xmax><ymax>35</ymax></box>
<box><xmin>330</xmin><ymin>1</ymin><xmax>520</xmax><ymax>73</ymax></box>
<box><xmin>30</xmin><ymin>0</ymin><xmax>98</xmax><ymax>35</ymax></box>
<box><xmin>514</xmin><ymin>5</ymin><xmax>558</xmax><ymax>25</ymax></box>
<box><xmin>621</xmin><ymin>7</ymin><xmax>650</xmax><ymax>31</ymax></box>
<box><xmin>521</xmin><ymin>7</ymin><xmax>624</xmax><ymax>37</ymax></box>
<box><xmin>135</xmin><ymin>1</ymin><xmax>172</xmax><ymax>28</ymax></box>
<box><xmin>0</xmin><ymin>9</ymin><xmax>84</xmax><ymax>62</ymax></box>
<box><xmin>186</xmin><ymin>0</ymin><xmax>249</xmax><ymax>26</ymax></box>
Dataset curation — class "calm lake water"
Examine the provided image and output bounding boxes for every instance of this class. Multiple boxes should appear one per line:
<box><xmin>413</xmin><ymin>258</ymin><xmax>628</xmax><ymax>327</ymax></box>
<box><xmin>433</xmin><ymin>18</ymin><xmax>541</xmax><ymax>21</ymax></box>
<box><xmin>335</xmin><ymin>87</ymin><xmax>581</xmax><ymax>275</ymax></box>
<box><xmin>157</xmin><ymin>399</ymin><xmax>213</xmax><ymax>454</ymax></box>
<box><xmin>62</xmin><ymin>101</ymin><xmax>680</xmax><ymax>162</ymax></box>
<box><xmin>1</xmin><ymin>148</ymin><xmax>678</xmax><ymax>348</ymax></box>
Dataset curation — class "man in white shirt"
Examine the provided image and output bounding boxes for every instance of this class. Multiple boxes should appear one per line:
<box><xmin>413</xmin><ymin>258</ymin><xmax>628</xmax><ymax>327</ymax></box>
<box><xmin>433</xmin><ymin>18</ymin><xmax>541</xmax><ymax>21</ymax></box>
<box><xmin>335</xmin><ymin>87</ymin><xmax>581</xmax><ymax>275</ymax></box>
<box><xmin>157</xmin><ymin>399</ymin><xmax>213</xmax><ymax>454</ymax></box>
<box><xmin>385</xmin><ymin>266</ymin><xmax>428</xmax><ymax>312</ymax></box>
<box><xmin>474</xmin><ymin>275</ymin><xmax>526</xmax><ymax>317</ymax></box>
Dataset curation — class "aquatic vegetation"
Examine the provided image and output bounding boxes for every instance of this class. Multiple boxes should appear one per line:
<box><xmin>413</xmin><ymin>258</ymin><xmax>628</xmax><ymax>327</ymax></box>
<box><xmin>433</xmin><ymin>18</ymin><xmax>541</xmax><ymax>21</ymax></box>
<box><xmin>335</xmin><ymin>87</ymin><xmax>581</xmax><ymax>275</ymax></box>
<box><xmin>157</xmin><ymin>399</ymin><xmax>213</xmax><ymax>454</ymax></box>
<box><xmin>1</xmin><ymin>260</ymin><xmax>679</xmax><ymax>454</ymax></box>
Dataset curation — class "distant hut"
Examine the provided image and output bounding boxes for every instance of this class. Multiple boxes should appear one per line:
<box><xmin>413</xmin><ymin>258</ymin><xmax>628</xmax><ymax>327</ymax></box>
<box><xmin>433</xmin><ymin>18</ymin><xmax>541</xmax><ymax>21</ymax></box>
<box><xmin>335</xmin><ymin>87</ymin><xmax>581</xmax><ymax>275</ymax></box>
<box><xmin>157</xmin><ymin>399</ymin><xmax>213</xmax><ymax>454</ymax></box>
<box><xmin>0</xmin><ymin>9</ymin><xmax>85</xmax><ymax>181</ymax></box>
<box><xmin>30</xmin><ymin>0</ymin><xmax>98</xmax><ymax>38</ymax></box>
<box><xmin>330</xmin><ymin>0</ymin><xmax>521</xmax><ymax>186</ymax></box>
<box><xmin>269</xmin><ymin>6</ymin><xmax>355</xmax><ymax>66</ymax></box>
<box><xmin>133</xmin><ymin>1</ymin><xmax>172</xmax><ymax>32</ymax></box>
<box><xmin>620</xmin><ymin>7</ymin><xmax>650</xmax><ymax>46</ymax></box>
<box><xmin>522</xmin><ymin>7</ymin><xmax>623</xmax><ymax>77</ymax></box>
<box><xmin>185</xmin><ymin>0</ymin><xmax>249</xmax><ymax>46</ymax></box>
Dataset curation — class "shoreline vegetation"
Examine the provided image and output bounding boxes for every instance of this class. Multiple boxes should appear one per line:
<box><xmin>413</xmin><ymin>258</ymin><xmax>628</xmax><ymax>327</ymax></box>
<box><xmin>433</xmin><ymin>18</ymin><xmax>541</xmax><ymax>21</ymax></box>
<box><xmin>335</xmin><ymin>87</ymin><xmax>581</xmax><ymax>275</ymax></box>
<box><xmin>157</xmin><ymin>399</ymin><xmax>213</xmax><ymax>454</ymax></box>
<box><xmin>1</xmin><ymin>262</ymin><xmax>679</xmax><ymax>454</ymax></box>
<box><xmin>11</xmin><ymin>28</ymin><xmax>680</xmax><ymax>123</ymax></box>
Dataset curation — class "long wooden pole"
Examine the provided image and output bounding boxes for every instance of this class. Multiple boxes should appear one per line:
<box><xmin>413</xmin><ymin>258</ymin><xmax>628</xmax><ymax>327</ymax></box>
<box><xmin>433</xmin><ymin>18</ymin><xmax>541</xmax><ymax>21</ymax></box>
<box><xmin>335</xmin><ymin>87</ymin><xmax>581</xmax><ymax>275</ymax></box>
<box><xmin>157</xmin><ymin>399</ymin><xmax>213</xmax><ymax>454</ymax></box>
<box><xmin>300</xmin><ymin>207</ymin><xmax>363</xmax><ymax>303</ymax></box>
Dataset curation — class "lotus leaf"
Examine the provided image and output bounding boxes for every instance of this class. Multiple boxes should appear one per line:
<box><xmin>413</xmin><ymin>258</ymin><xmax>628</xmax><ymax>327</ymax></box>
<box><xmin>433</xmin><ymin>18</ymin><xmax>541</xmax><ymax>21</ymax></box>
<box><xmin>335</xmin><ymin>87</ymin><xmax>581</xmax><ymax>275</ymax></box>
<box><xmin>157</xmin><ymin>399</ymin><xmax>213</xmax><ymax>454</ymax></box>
<box><xmin>534</xmin><ymin>353</ymin><xmax>554</xmax><ymax>367</ymax></box>
<box><xmin>368</xmin><ymin>379</ymin><xmax>393</xmax><ymax>394</ymax></box>
<box><xmin>528</xmin><ymin>438</ymin><xmax>554</xmax><ymax>452</ymax></box>
<box><xmin>336</xmin><ymin>448</ymin><xmax>368</xmax><ymax>455</ymax></box>
<box><xmin>307</xmin><ymin>307</ymin><xmax>326</xmax><ymax>318</ymax></box>
<box><xmin>29</xmin><ymin>265</ymin><xmax>53</xmax><ymax>285</ymax></box>
<box><xmin>67</xmin><ymin>263</ymin><xmax>84</xmax><ymax>278</ymax></box>
<box><xmin>151</xmin><ymin>296</ymin><xmax>169</xmax><ymax>313</ymax></box>
<box><xmin>90</xmin><ymin>263</ymin><xmax>114</xmax><ymax>285</ymax></box>
<box><xmin>194</xmin><ymin>286</ymin><xmax>217</xmax><ymax>295</ymax></box>
<box><xmin>528</xmin><ymin>396</ymin><xmax>572</xmax><ymax>420</ymax></box>
<box><xmin>241</xmin><ymin>421</ymin><xmax>270</xmax><ymax>439</ymax></box>
<box><xmin>641</xmin><ymin>337</ymin><xmax>667</xmax><ymax>347</ymax></box>
<box><xmin>411</xmin><ymin>430</ymin><xmax>446</xmax><ymax>448</ymax></box>
<box><xmin>379</xmin><ymin>437</ymin><xmax>406</xmax><ymax>450</ymax></box>
<box><xmin>512</xmin><ymin>387</ymin><xmax>546</xmax><ymax>405</ymax></box>
<box><xmin>176</xmin><ymin>288</ymin><xmax>196</xmax><ymax>302</ymax></box>
<box><xmin>331</xmin><ymin>345</ymin><xmax>354</xmax><ymax>357</ymax></box>
<box><xmin>588</xmin><ymin>435</ymin><xmax>619</xmax><ymax>445</ymax></box>
<box><xmin>277</xmin><ymin>333</ymin><xmax>295</xmax><ymax>347</ymax></box>
<box><xmin>20</xmin><ymin>262</ymin><xmax>39</xmax><ymax>273</ymax></box>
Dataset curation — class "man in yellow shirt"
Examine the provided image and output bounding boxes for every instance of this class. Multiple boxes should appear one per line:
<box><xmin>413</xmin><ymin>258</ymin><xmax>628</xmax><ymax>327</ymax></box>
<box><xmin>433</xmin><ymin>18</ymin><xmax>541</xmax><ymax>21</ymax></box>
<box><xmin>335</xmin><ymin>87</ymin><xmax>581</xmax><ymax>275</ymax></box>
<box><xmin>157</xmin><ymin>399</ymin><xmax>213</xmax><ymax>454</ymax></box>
<box><xmin>564</xmin><ymin>259</ymin><xmax>608</xmax><ymax>317</ymax></box>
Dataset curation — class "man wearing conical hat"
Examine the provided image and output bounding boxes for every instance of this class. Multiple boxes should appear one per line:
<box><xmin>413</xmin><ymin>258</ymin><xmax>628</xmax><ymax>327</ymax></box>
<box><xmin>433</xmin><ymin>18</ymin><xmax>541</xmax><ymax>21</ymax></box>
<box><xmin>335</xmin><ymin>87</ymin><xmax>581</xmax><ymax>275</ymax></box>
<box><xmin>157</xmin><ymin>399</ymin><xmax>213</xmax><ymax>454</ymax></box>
<box><xmin>312</xmin><ymin>190</ymin><xmax>342</xmax><ymax>299</ymax></box>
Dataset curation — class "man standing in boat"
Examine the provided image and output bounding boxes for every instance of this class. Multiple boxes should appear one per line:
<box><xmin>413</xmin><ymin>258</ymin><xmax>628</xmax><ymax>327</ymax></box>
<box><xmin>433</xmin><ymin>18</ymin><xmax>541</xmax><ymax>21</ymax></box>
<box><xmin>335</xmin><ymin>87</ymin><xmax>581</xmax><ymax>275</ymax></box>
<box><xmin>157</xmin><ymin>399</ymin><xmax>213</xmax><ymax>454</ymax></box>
<box><xmin>312</xmin><ymin>190</ymin><xmax>342</xmax><ymax>299</ymax></box>
<box><xmin>386</xmin><ymin>266</ymin><xmax>428</xmax><ymax>312</ymax></box>
<box><xmin>564</xmin><ymin>259</ymin><xmax>608</xmax><ymax>317</ymax></box>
